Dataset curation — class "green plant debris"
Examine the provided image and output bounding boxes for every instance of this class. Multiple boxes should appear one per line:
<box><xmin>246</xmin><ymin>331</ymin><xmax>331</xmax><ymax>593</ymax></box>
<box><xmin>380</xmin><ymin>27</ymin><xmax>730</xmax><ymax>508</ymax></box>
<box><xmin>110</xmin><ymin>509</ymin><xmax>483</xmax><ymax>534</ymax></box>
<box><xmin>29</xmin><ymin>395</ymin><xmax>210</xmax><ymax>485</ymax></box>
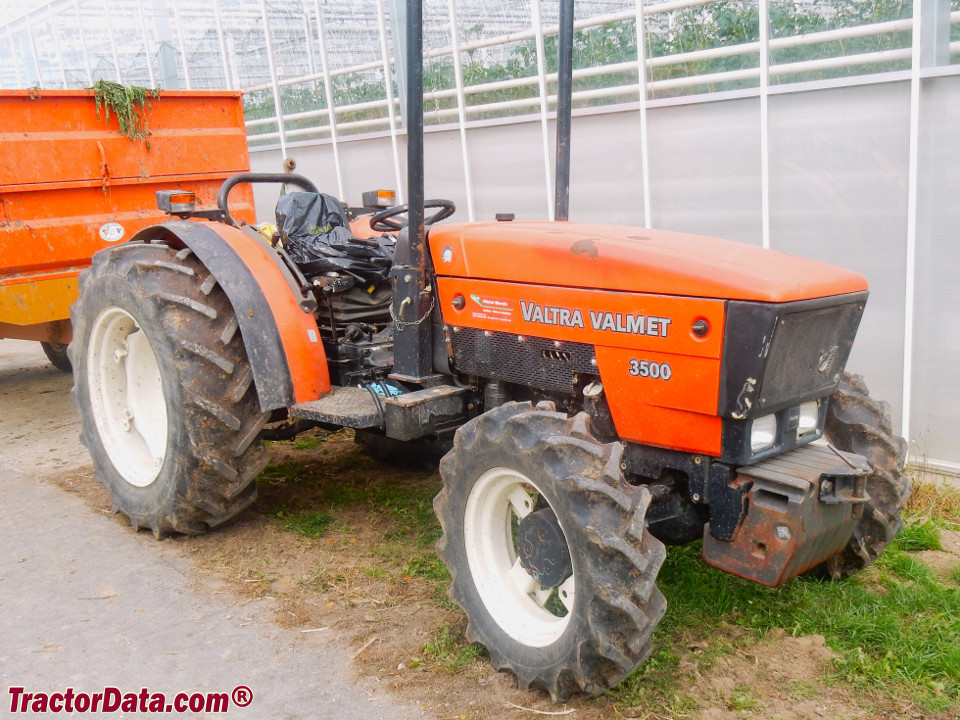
<box><xmin>87</xmin><ymin>80</ymin><xmax>161</xmax><ymax>147</ymax></box>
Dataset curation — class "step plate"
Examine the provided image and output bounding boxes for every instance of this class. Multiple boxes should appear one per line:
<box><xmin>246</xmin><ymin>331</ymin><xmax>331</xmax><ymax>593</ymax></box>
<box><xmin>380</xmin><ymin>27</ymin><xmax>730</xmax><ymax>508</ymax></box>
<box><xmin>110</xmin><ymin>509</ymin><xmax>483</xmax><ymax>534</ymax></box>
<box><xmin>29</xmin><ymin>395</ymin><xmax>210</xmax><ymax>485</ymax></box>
<box><xmin>289</xmin><ymin>386</ymin><xmax>383</xmax><ymax>429</ymax></box>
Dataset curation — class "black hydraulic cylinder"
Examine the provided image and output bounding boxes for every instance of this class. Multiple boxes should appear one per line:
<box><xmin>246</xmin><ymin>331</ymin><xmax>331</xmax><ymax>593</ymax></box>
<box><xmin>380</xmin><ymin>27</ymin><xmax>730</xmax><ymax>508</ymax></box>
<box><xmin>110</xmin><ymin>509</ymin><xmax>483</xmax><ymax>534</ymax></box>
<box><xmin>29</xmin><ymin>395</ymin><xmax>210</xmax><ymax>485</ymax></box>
<box><xmin>391</xmin><ymin>0</ymin><xmax>433</xmax><ymax>382</ymax></box>
<box><xmin>554</xmin><ymin>0</ymin><xmax>574</xmax><ymax>222</ymax></box>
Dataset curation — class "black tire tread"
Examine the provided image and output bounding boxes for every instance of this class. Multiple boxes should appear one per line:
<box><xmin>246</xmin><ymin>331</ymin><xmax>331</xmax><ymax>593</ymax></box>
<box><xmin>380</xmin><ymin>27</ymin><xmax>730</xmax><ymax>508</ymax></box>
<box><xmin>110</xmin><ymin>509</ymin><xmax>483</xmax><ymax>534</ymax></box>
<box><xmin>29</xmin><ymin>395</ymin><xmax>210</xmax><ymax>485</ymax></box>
<box><xmin>820</xmin><ymin>372</ymin><xmax>910</xmax><ymax>578</ymax></box>
<box><xmin>435</xmin><ymin>401</ymin><xmax>666</xmax><ymax>702</ymax></box>
<box><xmin>70</xmin><ymin>241</ymin><xmax>268</xmax><ymax>537</ymax></box>
<box><xmin>40</xmin><ymin>341</ymin><xmax>72</xmax><ymax>372</ymax></box>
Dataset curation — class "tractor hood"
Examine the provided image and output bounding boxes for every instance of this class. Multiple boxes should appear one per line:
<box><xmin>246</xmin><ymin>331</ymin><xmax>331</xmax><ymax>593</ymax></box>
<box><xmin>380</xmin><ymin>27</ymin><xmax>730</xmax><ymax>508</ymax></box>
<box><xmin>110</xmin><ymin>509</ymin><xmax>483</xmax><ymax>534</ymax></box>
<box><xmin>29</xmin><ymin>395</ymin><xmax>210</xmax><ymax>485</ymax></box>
<box><xmin>428</xmin><ymin>222</ymin><xmax>867</xmax><ymax>303</ymax></box>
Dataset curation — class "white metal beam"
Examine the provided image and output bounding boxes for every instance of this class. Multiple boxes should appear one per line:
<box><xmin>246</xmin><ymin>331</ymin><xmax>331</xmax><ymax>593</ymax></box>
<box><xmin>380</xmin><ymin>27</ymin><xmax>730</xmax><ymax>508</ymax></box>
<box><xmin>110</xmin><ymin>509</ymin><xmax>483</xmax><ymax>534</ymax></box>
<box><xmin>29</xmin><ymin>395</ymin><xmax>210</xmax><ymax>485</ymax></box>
<box><xmin>532</xmin><ymin>0</ymin><xmax>554</xmax><ymax>220</ymax></box>
<box><xmin>447</xmin><ymin>0</ymin><xmax>475</xmax><ymax>221</ymax></box>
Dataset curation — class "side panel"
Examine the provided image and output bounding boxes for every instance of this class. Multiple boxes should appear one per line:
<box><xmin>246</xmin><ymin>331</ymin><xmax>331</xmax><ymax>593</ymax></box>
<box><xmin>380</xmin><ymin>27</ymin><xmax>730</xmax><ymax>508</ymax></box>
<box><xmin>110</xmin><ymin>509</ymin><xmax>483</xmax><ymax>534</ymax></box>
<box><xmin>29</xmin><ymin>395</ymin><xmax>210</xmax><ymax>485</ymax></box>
<box><xmin>594</xmin><ymin>346</ymin><xmax>722</xmax><ymax>455</ymax></box>
<box><xmin>0</xmin><ymin>90</ymin><xmax>254</xmax><ymax>335</ymax></box>
<box><xmin>436</xmin><ymin>277</ymin><xmax>725</xmax><ymax>358</ymax></box>
<box><xmin>437</xmin><ymin>276</ymin><xmax>726</xmax><ymax>456</ymax></box>
<box><xmin>133</xmin><ymin>221</ymin><xmax>329</xmax><ymax>412</ymax></box>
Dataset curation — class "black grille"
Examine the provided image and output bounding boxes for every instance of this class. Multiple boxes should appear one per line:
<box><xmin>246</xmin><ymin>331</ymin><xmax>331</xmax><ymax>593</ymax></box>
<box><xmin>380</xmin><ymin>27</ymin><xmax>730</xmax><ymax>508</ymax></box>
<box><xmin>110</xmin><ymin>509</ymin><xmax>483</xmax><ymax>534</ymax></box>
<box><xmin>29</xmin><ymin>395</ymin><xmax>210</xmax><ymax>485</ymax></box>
<box><xmin>759</xmin><ymin>303</ymin><xmax>864</xmax><ymax>407</ymax></box>
<box><xmin>449</xmin><ymin>328</ymin><xmax>596</xmax><ymax>394</ymax></box>
<box><xmin>719</xmin><ymin>292</ymin><xmax>867</xmax><ymax>418</ymax></box>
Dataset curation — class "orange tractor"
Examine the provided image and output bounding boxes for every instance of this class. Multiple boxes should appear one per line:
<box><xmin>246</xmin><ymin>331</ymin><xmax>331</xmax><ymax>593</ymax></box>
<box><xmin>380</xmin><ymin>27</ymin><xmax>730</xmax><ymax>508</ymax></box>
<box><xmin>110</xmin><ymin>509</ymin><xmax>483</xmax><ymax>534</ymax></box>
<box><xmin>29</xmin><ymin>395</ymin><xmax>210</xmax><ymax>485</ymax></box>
<box><xmin>69</xmin><ymin>0</ymin><xmax>908</xmax><ymax>701</ymax></box>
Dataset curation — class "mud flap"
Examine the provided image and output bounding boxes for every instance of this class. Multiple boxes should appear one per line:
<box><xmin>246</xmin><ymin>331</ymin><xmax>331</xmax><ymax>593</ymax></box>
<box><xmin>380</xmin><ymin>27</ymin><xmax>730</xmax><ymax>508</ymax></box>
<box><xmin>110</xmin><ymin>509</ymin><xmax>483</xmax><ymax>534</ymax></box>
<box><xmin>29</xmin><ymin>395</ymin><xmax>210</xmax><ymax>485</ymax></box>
<box><xmin>702</xmin><ymin>443</ymin><xmax>870</xmax><ymax>587</ymax></box>
<box><xmin>130</xmin><ymin>220</ymin><xmax>330</xmax><ymax>411</ymax></box>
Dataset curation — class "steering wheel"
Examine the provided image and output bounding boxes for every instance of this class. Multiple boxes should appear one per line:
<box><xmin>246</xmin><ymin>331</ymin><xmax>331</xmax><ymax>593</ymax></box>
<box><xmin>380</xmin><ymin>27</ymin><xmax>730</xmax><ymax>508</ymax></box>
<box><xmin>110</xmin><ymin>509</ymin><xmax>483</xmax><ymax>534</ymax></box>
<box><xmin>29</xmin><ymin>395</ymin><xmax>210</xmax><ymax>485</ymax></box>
<box><xmin>369</xmin><ymin>199</ymin><xmax>456</xmax><ymax>232</ymax></box>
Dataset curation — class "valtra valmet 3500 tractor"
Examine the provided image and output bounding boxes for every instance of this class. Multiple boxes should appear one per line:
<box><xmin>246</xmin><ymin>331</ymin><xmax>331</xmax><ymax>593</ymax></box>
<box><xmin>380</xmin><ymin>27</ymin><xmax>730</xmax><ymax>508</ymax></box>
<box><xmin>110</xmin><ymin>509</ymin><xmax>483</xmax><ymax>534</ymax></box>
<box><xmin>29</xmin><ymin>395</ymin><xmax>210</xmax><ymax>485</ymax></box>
<box><xmin>70</xmin><ymin>0</ymin><xmax>908</xmax><ymax>702</ymax></box>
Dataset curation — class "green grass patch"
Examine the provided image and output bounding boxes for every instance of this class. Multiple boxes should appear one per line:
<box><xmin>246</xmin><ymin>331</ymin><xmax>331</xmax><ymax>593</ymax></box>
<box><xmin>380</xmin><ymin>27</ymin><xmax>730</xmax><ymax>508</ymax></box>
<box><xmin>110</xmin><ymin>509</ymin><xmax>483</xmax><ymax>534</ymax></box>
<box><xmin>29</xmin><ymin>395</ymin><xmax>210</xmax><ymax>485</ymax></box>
<box><xmin>292</xmin><ymin>434</ymin><xmax>328</xmax><ymax>450</ymax></box>
<box><xmin>421</xmin><ymin>624</ymin><xmax>486</xmax><ymax>673</ymax></box>
<box><xmin>401</xmin><ymin>555</ymin><xmax>450</xmax><ymax>581</ymax></box>
<box><xmin>893</xmin><ymin>518</ymin><xmax>943</xmax><ymax>552</ymax></box>
<box><xmin>611</xmin><ymin>540</ymin><xmax>960</xmax><ymax>712</ymax></box>
<box><xmin>271</xmin><ymin>508</ymin><xmax>333</xmax><ymax>538</ymax></box>
<box><xmin>325</xmin><ymin>482</ymin><xmax>440</xmax><ymax>547</ymax></box>
<box><xmin>256</xmin><ymin>462</ymin><xmax>306</xmax><ymax>485</ymax></box>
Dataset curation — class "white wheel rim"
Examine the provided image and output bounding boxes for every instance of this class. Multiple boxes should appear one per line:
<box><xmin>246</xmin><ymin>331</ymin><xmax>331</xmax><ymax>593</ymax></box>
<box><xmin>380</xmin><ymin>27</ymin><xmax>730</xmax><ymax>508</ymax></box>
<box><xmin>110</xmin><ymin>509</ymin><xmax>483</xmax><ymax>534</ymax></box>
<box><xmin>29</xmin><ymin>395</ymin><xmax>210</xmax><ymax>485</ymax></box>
<box><xmin>87</xmin><ymin>307</ymin><xmax>168</xmax><ymax>488</ymax></box>
<box><xmin>463</xmin><ymin>467</ymin><xmax>575</xmax><ymax>647</ymax></box>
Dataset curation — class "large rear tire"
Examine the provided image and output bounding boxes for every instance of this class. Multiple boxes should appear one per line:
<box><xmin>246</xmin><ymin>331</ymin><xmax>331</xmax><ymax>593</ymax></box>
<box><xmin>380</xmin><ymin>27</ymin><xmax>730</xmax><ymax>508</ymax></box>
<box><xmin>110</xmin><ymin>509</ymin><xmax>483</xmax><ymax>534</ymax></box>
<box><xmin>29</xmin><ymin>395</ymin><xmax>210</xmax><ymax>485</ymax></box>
<box><xmin>817</xmin><ymin>373</ymin><xmax>910</xmax><ymax>578</ymax></box>
<box><xmin>69</xmin><ymin>241</ymin><xmax>269</xmax><ymax>537</ymax></box>
<box><xmin>435</xmin><ymin>402</ymin><xmax>666</xmax><ymax>702</ymax></box>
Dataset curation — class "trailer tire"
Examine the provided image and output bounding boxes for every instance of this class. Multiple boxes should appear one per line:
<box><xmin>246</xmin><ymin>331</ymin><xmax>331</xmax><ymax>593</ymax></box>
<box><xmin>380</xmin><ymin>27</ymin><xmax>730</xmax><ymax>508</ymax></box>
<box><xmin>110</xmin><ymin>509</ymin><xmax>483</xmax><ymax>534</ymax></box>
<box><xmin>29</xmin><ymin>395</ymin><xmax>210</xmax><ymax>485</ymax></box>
<box><xmin>435</xmin><ymin>402</ymin><xmax>666</xmax><ymax>702</ymax></box>
<box><xmin>69</xmin><ymin>241</ymin><xmax>269</xmax><ymax>537</ymax></box>
<box><xmin>816</xmin><ymin>373</ymin><xmax>910</xmax><ymax>578</ymax></box>
<box><xmin>41</xmin><ymin>341</ymin><xmax>72</xmax><ymax>372</ymax></box>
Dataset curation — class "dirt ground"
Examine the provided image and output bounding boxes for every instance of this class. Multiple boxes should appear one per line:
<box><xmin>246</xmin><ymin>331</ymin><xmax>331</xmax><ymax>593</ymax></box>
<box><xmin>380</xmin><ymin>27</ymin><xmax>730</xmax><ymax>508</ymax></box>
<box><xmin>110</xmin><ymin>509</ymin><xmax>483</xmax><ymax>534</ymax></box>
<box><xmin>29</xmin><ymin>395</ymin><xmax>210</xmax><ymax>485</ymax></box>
<box><xmin>3</xmin><ymin>339</ymin><xmax>959</xmax><ymax>720</ymax></box>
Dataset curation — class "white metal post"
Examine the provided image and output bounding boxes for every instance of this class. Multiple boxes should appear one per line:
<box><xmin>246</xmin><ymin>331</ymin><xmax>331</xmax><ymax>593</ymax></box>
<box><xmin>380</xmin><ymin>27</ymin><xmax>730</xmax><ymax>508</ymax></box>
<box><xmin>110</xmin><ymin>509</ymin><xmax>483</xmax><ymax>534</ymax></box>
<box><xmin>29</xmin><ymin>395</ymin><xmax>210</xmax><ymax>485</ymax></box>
<box><xmin>136</xmin><ymin>0</ymin><xmax>157</xmax><ymax>87</ymax></box>
<box><xmin>301</xmin><ymin>0</ymin><xmax>317</xmax><ymax>87</ymax></box>
<box><xmin>7</xmin><ymin>27</ymin><xmax>24</xmax><ymax>88</ymax></box>
<box><xmin>447</xmin><ymin>0</ymin><xmax>475</xmax><ymax>221</ymax></box>
<box><xmin>532</xmin><ymin>0</ymin><xmax>555</xmax><ymax>220</ymax></box>
<box><xmin>375</xmin><ymin>0</ymin><xmax>404</xmax><ymax>203</ymax></box>
<box><xmin>48</xmin><ymin>8</ymin><xmax>69</xmax><ymax>89</ymax></box>
<box><xmin>104</xmin><ymin>0</ymin><xmax>123</xmax><ymax>82</ymax></box>
<box><xmin>258</xmin><ymin>0</ymin><xmax>288</xmax><ymax>156</ymax></box>
<box><xmin>25</xmin><ymin>14</ymin><xmax>44</xmax><ymax>88</ymax></box>
<box><xmin>74</xmin><ymin>0</ymin><xmax>92</xmax><ymax>85</ymax></box>
<box><xmin>634</xmin><ymin>0</ymin><xmax>652</xmax><ymax>228</ymax></box>
<box><xmin>170</xmin><ymin>0</ymin><xmax>191</xmax><ymax>90</ymax></box>
<box><xmin>314</xmin><ymin>0</ymin><xmax>344</xmax><ymax>198</ymax></box>
<box><xmin>759</xmin><ymin>0</ymin><xmax>771</xmax><ymax>250</ymax></box>
<box><xmin>213</xmin><ymin>0</ymin><xmax>233</xmax><ymax>90</ymax></box>
<box><xmin>901</xmin><ymin>0</ymin><xmax>924</xmax><ymax>444</ymax></box>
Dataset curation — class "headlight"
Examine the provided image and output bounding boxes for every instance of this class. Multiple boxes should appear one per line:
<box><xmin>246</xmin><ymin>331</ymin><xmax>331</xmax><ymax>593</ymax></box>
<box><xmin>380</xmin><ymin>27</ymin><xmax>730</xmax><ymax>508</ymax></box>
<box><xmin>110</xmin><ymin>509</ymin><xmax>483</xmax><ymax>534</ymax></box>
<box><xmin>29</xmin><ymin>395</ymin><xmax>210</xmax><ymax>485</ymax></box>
<box><xmin>798</xmin><ymin>400</ymin><xmax>820</xmax><ymax>436</ymax></box>
<box><xmin>750</xmin><ymin>414</ymin><xmax>777</xmax><ymax>452</ymax></box>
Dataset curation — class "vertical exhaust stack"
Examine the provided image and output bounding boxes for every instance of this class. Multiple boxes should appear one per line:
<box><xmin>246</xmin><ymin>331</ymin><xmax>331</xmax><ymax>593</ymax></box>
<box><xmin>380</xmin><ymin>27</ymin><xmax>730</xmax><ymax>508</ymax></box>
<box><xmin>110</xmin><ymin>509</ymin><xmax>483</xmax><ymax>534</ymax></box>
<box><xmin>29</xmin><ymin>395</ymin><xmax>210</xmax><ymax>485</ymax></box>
<box><xmin>391</xmin><ymin>0</ymin><xmax>433</xmax><ymax>382</ymax></box>
<box><xmin>554</xmin><ymin>0</ymin><xmax>575</xmax><ymax>222</ymax></box>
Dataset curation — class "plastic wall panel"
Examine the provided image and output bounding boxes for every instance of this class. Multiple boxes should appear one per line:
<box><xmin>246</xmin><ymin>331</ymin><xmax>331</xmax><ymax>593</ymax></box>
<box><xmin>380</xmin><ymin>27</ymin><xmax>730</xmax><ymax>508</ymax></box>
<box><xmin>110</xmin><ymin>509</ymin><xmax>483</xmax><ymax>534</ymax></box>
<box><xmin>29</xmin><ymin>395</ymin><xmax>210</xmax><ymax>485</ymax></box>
<box><xmin>465</xmin><ymin>120</ymin><xmax>552</xmax><ymax>222</ymax></box>
<box><xmin>646</xmin><ymin>99</ymin><xmax>763</xmax><ymax>245</ymax></box>
<box><xmin>768</xmin><ymin>83</ymin><xmax>911</xmax><ymax>429</ymax></box>
<box><xmin>912</xmin><ymin>76</ymin><xmax>960</xmax><ymax>467</ymax></box>
<box><xmin>566</xmin><ymin>111</ymin><xmax>646</xmax><ymax>226</ymax></box>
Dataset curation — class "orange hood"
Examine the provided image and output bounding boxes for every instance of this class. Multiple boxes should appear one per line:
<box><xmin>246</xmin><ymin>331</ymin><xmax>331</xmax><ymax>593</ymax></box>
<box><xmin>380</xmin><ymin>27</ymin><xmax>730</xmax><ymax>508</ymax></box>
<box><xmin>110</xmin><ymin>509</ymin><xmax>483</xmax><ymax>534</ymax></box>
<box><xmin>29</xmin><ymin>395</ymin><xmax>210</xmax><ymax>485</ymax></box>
<box><xmin>428</xmin><ymin>221</ymin><xmax>867</xmax><ymax>303</ymax></box>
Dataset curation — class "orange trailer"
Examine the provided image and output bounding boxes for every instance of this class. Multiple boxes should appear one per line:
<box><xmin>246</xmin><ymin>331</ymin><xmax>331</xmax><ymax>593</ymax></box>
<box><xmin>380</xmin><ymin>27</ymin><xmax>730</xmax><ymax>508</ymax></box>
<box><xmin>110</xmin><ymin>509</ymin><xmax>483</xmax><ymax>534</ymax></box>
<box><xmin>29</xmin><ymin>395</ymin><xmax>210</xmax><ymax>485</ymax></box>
<box><xmin>0</xmin><ymin>88</ymin><xmax>255</xmax><ymax>368</ymax></box>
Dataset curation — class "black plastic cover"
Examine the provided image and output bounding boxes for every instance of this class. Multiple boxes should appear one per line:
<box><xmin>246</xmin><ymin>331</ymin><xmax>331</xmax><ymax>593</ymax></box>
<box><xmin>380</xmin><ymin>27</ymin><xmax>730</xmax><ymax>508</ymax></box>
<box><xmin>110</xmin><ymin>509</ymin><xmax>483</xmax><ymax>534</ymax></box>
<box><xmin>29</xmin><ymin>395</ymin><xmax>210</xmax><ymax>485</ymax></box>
<box><xmin>276</xmin><ymin>192</ymin><xmax>396</xmax><ymax>285</ymax></box>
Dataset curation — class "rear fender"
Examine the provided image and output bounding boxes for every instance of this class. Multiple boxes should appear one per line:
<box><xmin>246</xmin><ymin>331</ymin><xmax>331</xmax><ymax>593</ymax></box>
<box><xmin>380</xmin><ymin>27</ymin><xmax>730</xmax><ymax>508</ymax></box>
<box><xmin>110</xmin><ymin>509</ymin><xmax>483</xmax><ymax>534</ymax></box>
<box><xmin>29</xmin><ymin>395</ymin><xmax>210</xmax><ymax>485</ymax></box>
<box><xmin>129</xmin><ymin>220</ymin><xmax>330</xmax><ymax>412</ymax></box>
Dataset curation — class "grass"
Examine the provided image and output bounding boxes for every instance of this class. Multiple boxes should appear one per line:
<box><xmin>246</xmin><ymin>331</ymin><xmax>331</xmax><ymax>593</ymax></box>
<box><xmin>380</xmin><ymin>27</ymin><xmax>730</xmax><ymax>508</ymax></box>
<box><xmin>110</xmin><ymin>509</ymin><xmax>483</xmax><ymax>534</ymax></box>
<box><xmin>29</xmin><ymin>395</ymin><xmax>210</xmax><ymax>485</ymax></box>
<box><xmin>608</xmin><ymin>485</ymin><xmax>960</xmax><ymax>714</ymax></box>
<box><xmin>270</xmin><ymin>508</ymin><xmax>333</xmax><ymax>538</ymax></box>
<box><xmin>421</xmin><ymin>624</ymin><xmax>486</xmax><ymax>674</ymax></box>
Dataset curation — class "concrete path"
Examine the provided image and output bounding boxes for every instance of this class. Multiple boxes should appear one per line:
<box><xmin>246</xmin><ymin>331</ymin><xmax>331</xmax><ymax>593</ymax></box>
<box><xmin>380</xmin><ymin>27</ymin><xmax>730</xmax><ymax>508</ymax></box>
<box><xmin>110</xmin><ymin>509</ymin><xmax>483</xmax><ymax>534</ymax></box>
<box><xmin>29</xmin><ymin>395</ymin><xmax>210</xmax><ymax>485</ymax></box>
<box><xmin>0</xmin><ymin>340</ymin><xmax>426</xmax><ymax>720</ymax></box>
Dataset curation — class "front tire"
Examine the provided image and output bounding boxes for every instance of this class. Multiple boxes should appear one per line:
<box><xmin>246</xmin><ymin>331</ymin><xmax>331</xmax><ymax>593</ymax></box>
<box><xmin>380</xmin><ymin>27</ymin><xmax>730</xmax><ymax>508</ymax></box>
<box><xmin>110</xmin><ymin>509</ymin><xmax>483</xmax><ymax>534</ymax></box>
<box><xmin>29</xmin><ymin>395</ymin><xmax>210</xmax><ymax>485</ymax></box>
<box><xmin>435</xmin><ymin>402</ymin><xmax>666</xmax><ymax>701</ymax></box>
<box><xmin>817</xmin><ymin>373</ymin><xmax>910</xmax><ymax>578</ymax></box>
<box><xmin>70</xmin><ymin>241</ymin><xmax>269</xmax><ymax>536</ymax></box>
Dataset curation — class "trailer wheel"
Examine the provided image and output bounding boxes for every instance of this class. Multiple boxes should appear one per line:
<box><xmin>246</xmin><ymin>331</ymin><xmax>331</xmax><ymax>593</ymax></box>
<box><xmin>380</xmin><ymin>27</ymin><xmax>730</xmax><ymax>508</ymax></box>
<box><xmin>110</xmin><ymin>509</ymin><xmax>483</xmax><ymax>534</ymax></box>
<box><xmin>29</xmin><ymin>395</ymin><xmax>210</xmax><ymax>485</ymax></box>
<box><xmin>69</xmin><ymin>241</ymin><xmax>269</xmax><ymax>537</ymax></box>
<box><xmin>816</xmin><ymin>373</ymin><xmax>910</xmax><ymax>578</ymax></box>
<box><xmin>435</xmin><ymin>402</ymin><xmax>666</xmax><ymax>702</ymax></box>
<box><xmin>40</xmin><ymin>342</ymin><xmax>72</xmax><ymax>372</ymax></box>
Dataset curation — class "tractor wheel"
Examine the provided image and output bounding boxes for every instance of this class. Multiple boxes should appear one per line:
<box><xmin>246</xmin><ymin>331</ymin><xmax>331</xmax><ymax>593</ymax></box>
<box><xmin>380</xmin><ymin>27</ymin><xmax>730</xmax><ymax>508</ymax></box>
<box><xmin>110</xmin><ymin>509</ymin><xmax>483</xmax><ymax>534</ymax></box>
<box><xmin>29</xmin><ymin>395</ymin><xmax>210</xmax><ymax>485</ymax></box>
<box><xmin>816</xmin><ymin>373</ymin><xmax>910</xmax><ymax>578</ymax></box>
<box><xmin>435</xmin><ymin>401</ymin><xmax>666</xmax><ymax>702</ymax></box>
<box><xmin>69</xmin><ymin>241</ymin><xmax>269</xmax><ymax>537</ymax></box>
<box><xmin>41</xmin><ymin>341</ymin><xmax>72</xmax><ymax>372</ymax></box>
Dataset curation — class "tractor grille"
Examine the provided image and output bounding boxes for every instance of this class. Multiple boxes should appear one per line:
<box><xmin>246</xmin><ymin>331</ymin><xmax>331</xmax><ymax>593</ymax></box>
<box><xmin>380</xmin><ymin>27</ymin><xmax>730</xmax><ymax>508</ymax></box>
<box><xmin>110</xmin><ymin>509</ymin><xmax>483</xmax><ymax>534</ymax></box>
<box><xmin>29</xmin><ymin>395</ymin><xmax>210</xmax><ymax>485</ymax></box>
<box><xmin>448</xmin><ymin>327</ymin><xmax>596</xmax><ymax>394</ymax></box>
<box><xmin>759</xmin><ymin>302</ymin><xmax>864</xmax><ymax>408</ymax></box>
